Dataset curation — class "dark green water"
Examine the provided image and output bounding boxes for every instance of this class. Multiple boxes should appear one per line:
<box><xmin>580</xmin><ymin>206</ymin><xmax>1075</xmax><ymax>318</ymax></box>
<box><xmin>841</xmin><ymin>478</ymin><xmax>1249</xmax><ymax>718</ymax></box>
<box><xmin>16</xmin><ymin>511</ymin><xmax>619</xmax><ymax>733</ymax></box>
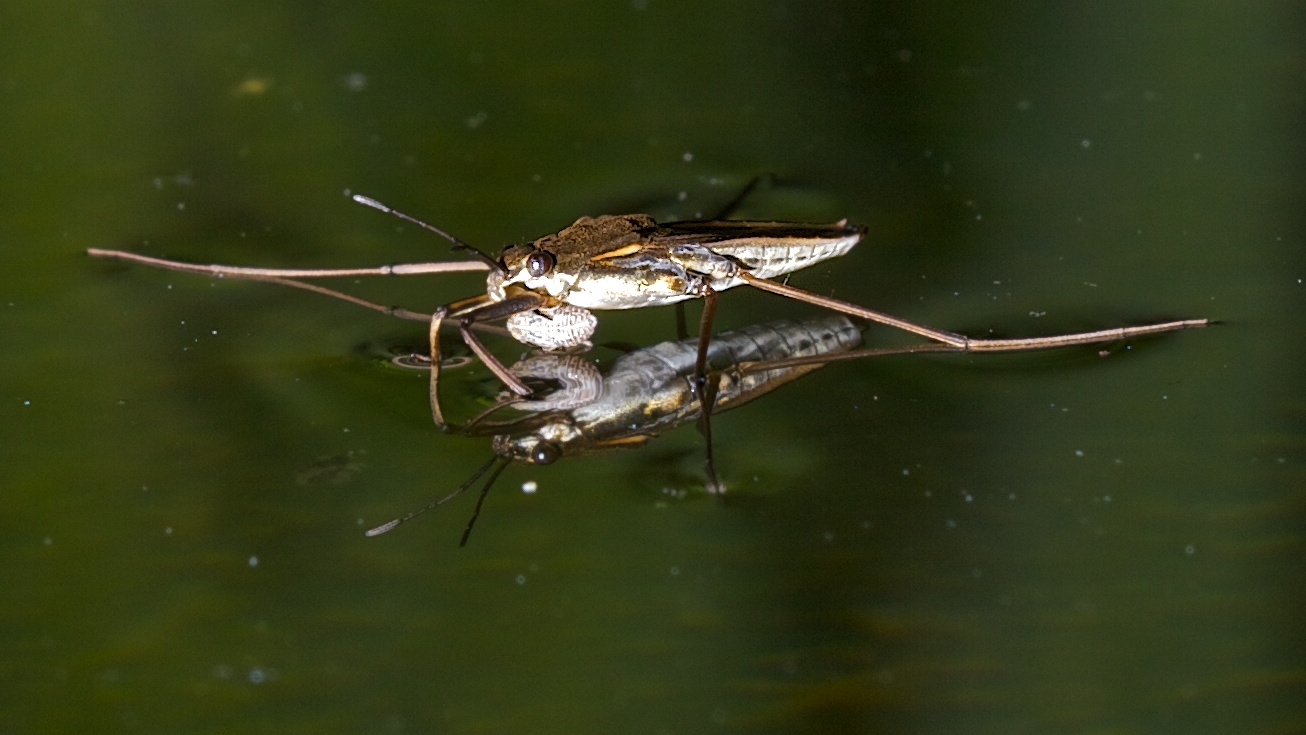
<box><xmin>2</xmin><ymin>3</ymin><xmax>1302</xmax><ymax>733</ymax></box>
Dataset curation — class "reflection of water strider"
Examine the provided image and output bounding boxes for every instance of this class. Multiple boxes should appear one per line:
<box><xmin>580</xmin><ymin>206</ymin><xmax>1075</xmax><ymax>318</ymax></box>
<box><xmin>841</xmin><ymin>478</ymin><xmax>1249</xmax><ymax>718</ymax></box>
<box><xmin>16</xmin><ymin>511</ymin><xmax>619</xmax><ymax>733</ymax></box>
<box><xmin>371</xmin><ymin>315</ymin><xmax>869</xmax><ymax>541</ymax></box>
<box><xmin>485</xmin><ymin>315</ymin><xmax>865</xmax><ymax>466</ymax></box>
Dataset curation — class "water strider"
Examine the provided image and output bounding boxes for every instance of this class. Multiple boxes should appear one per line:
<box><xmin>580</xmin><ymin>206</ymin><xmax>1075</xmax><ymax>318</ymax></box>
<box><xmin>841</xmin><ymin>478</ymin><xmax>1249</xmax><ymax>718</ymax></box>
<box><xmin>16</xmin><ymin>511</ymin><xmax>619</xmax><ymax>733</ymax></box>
<box><xmin>88</xmin><ymin>190</ymin><xmax>1209</xmax><ymax>540</ymax></box>
<box><xmin>89</xmin><ymin>191</ymin><xmax>1208</xmax><ymax>405</ymax></box>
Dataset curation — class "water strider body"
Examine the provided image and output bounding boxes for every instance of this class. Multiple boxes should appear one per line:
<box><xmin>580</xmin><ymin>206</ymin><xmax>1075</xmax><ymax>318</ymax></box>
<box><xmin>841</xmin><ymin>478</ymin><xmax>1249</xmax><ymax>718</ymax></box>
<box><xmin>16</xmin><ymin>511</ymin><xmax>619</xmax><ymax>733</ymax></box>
<box><xmin>490</xmin><ymin>214</ymin><xmax>861</xmax><ymax>317</ymax></box>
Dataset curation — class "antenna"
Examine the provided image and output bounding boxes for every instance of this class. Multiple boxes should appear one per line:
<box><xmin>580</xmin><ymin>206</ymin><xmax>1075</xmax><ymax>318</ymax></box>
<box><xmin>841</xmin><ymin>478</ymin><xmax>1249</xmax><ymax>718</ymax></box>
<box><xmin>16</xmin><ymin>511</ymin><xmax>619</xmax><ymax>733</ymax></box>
<box><xmin>351</xmin><ymin>193</ymin><xmax>502</xmax><ymax>271</ymax></box>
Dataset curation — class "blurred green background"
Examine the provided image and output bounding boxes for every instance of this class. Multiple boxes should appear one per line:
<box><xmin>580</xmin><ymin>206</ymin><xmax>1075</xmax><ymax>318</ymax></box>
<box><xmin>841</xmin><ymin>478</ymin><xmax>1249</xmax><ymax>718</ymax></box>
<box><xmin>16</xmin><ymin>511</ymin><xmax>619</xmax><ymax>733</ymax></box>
<box><xmin>1</xmin><ymin>2</ymin><xmax>1301</xmax><ymax>733</ymax></box>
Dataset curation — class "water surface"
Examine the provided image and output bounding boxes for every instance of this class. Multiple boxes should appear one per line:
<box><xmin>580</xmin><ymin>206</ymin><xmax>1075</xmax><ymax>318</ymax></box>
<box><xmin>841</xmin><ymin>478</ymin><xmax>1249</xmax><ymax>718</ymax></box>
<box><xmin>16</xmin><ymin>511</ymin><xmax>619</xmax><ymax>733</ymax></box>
<box><xmin>2</xmin><ymin>2</ymin><xmax>1302</xmax><ymax>733</ymax></box>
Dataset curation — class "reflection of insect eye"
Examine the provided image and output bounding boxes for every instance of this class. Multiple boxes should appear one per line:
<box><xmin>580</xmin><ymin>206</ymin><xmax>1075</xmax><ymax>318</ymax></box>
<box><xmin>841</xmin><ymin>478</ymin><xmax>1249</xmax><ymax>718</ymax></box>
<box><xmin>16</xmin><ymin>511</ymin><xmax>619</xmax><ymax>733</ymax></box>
<box><xmin>525</xmin><ymin>250</ymin><xmax>555</xmax><ymax>278</ymax></box>
<box><xmin>531</xmin><ymin>442</ymin><xmax>561</xmax><ymax>465</ymax></box>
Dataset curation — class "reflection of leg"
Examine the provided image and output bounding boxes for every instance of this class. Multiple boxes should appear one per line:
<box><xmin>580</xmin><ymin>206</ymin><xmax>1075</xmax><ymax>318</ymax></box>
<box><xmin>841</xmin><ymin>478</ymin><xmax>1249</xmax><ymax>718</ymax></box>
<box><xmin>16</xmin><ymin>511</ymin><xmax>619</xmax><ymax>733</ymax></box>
<box><xmin>675</xmin><ymin>302</ymin><xmax>689</xmax><ymax>340</ymax></box>
<box><xmin>692</xmin><ymin>287</ymin><xmax>724</xmax><ymax>494</ymax></box>
<box><xmin>460</xmin><ymin>457</ymin><xmax>511</xmax><ymax>547</ymax></box>
<box><xmin>365</xmin><ymin>454</ymin><xmax>508</xmax><ymax>541</ymax></box>
<box><xmin>711</xmin><ymin>173</ymin><xmax>775</xmax><ymax>220</ymax></box>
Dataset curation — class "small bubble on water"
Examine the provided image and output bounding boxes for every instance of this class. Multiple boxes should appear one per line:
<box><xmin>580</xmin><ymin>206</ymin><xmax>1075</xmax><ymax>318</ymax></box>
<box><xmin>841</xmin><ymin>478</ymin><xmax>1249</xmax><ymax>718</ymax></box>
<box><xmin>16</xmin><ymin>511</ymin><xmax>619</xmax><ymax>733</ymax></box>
<box><xmin>515</xmin><ymin>574</ymin><xmax>527</xmax><ymax>585</ymax></box>
<box><xmin>248</xmin><ymin>555</ymin><xmax>259</xmax><ymax>567</ymax></box>
<box><xmin>248</xmin><ymin>668</ymin><xmax>266</xmax><ymax>684</ymax></box>
<box><xmin>342</xmin><ymin>72</ymin><xmax>368</xmax><ymax>92</ymax></box>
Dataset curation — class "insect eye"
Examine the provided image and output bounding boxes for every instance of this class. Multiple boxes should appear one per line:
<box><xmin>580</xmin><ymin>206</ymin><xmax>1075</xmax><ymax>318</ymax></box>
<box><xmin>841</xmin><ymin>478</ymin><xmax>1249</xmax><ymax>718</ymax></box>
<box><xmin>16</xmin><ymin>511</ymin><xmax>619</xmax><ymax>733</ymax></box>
<box><xmin>531</xmin><ymin>442</ymin><xmax>561</xmax><ymax>465</ymax></box>
<box><xmin>525</xmin><ymin>250</ymin><xmax>555</xmax><ymax>278</ymax></box>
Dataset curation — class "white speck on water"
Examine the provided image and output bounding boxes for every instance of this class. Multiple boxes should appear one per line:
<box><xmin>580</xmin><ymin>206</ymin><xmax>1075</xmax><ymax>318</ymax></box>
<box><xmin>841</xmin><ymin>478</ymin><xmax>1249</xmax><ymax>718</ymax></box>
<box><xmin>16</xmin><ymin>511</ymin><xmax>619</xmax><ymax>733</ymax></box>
<box><xmin>465</xmin><ymin>111</ymin><xmax>487</xmax><ymax>129</ymax></box>
<box><xmin>1074</xmin><ymin>449</ymin><xmax>1084</xmax><ymax>457</ymax></box>
<box><xmin>22</xmin><ymin>400</ymin><xmax>30</xmax><ymax>406</ymax></box>
<box><xmin>515</xmin><ymin>574</ymin><xmax>527</xmax><ymax>585</ymax></box>
<box><xmin>1184</xmin><ymin>544</ymin><xmax>1196</xmax><ymax>556</ymax></box>
<box><xmin>342</xmin><ymin>72</ymin><xmax>368</xmax><ymax>91</ymax></box>
<box><xmin>248</xmin><ymin>668</ymin><xmax>266</xmax><ymax>684</ymax></box>
<box><xmin>669</xmin><ymin>565</ymin><xmax>680</xmax><ymax>576</ymax></box>
<box><xmin>210</xmin><ymin>330</ymin><xmax>217</xmax><ymax>336</ymax></box>
<box><xmin>945</xmin><ymin>519</ymin><xmax>957</xmax><ymax>529</ymax></box>
<box><xmin>43</xmin><ymin>536</ymin><xmax>53</xmax><ymax>545</ymax></box>
<box><xmin>901</xmin><ymin>468</ymin><xmax>910</xmax><ymax>476</ymax></box>
<box><xmin>681</xmin><ymin>151</ymin><xmax>694</xmax><ymax>162</ymax></box>
<box><xmin>1193</xmin><ymin>152</ymin><xmax>1203</xmax><ymax>161</ymax></box>
<box><xmin>248</xmin><ymin>555</ymin><xmax>259</xmax><ymax>567</ymax></box>
<box><xmin>164</xmin><ymin>526</ymin><xmax>173</xmax><ymax>536</ymax></box>
<box><xmin>521</xmin><ymin>480</ymin><xmax>538</xmax><ymax>494</ymax></box>
<box><xmin>963</xmin><ymin>492</ymin><xmax>973</xmax><ymax>503</ymax></box>
<box><xmin>1080</xmin><ymin>138</ymin><xmax>1092</xmax><ymax>148</ymax></box>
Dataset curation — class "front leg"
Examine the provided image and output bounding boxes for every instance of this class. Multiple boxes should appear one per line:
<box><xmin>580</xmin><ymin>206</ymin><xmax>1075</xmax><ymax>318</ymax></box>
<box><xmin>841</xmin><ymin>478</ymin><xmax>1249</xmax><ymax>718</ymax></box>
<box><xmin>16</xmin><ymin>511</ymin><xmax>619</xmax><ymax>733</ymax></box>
<box><xmin>429</xmin><ymin>291</ymin><xmax>552</xmax><ymax>430</ymax></box>
<box><xmin>689</xmin><ymin>284</ymin><xmax>726</xmax><ymax>494</ymax></box>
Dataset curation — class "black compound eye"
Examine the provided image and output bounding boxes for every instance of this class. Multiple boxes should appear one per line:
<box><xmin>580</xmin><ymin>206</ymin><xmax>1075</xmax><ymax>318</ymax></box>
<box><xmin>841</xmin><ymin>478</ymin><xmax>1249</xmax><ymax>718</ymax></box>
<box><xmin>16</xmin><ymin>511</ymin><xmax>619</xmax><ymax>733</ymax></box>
<box><xmin>525</xmin><ymin>250</ymin><xmax>555</xmax><ymax>278</ymax></box>
<box><xmin>530</xmin><ymin>442</ymin><xmax>562</xmax><ymax>465</ymax></box>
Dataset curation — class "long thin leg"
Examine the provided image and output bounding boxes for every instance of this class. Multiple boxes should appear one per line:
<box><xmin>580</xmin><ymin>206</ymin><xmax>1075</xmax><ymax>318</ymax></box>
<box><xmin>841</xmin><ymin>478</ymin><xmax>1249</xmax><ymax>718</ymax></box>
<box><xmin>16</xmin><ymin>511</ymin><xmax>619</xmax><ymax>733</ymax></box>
<box><xmin>428</xmin><ymin>306</ymin><xmax>452</xmax><ymax>428</ymax></box>
<box><xmin>739</xmin><ymin>271</ymin><xmax>1208</xmax><ymax>349</ymax></box>
<box><xmin>429</xmin><ymin>290</ymin><xmax>554</xmax><ymax>431</ymax></box>
<box><xmin>691</xmin><ymin>287</ymin><xmax>724</xmax><ymax>494</ymax></box>
<box><xmin>88</xmin><ymin>247</ymin><xmax>491</xmax><ymax>278</ymax></box>
<box><xmin>95</xmin><ymin>252</ymin><xmax>515</xmax><ymax>339</ymax></box>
